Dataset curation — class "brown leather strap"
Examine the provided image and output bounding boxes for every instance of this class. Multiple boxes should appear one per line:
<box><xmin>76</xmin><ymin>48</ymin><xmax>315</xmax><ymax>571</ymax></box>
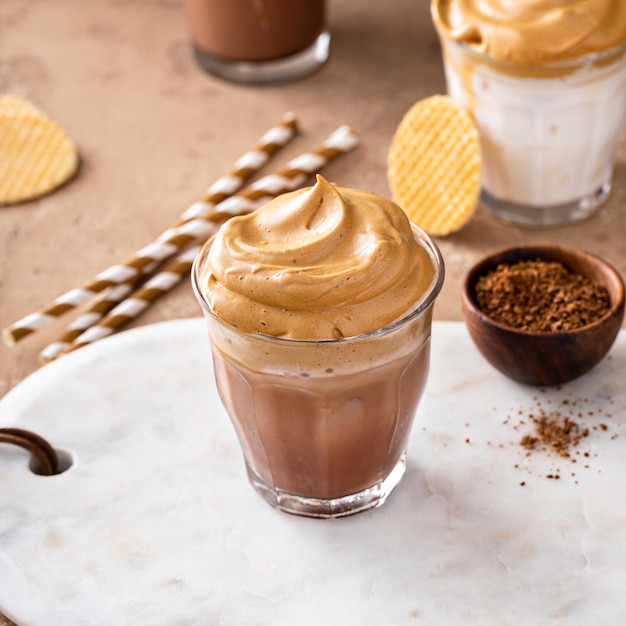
<box><xmin>0</xmin><ymin>427</ymin><xmax>59</xmax><ymax>476</ymax></box>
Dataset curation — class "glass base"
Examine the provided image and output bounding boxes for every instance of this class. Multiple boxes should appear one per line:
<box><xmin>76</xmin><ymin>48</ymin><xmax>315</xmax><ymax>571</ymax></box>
<box><xmin>246</xmin><ymin>453</ymin><xmax>407</xmax><ymax>519</ymax></box>
<box><xmin>480</xmin><ymin>182</ymin><xmax>611</xmax><ymax>228</ymax></box>
<box><xmin>192</xmin><ymin>31</ymin><xmax>330</xmax><ymax>86</ymax></box>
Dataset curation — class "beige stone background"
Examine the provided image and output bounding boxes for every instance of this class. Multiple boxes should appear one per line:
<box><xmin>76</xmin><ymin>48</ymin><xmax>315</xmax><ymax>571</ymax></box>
<box><xmin>1</xmin><ymin>0</ymin><xmax>626</xmax><ymax>623</ymax></box>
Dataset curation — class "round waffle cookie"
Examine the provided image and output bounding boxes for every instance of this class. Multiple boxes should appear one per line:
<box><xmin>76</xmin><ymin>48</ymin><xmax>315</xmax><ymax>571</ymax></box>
<box><xmin>0</xmin><ymin>95</ymin><xmax>78</xmax><ymax>205</ymax></box>
<box><xmin>387</xmin><ymin>95</ymin><xmax>480</xmax><ymax>237</ymax></box>
<box><xmin>0</xmin><ymin>94</ymin><xmax>44</xmax><ymax>116</ymax></box>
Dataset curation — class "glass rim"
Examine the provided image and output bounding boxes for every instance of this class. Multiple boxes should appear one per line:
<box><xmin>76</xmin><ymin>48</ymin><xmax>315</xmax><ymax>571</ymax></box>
<box><xmin>440</xmin><ymin>35</ymin><xmax>626</xmax><ymax>71</ymax></box>
<box><xmin>191</xmin><ymin>221</ymin><xmax>445</xmax><ymax>346</ymax></box>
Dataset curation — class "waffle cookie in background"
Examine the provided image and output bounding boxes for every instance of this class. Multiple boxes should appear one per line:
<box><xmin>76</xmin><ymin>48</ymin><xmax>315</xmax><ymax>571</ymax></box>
<box><xmin>0</xmin><ymin>94</ymin><xmax>79</xmax><ymax>205</ymax></box>
<box><xmin>387</xmin><ymin>95</ymin><xmax>480</xmax><ymax>237</ymax></box>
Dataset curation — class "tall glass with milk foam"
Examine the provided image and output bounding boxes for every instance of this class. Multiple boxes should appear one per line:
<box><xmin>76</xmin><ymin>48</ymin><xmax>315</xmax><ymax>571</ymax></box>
<box><xmin>192</xmin><ymin>225</ymin><xmax>444</xmax><ymax>518</ymax></box>
<box><xmin>437</xmin><ymin>38</ymin><xmax>626</xmax><ymax>227</ymax></box>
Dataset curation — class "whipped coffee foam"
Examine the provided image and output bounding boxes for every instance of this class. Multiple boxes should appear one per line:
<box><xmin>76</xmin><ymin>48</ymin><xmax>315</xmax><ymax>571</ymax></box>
<box><xmin>200</xmin><ymin>175</ymin><xmax>435</xmax><ymax>340</ymax></box>
<box><xmin>432</xmin><ymin>0</ymin><xmax>626</xmax><ymax>65</ymax></box>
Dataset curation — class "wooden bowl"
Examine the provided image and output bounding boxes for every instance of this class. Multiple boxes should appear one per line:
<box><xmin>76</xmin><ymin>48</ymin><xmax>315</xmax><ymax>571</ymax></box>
<box><xmin>461</xmin><ymin>244</ymin><xmax>625</xmax><ymax>386</ymax></box>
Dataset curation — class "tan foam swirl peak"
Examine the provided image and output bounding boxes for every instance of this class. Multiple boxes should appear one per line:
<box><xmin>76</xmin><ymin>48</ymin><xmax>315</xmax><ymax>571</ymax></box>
<box><xmin>201</xmin><ymin>175</ymin><xmax>435</xmax><ymax>340</ymax></box>
<box><xmin>431</xmin><ymin>0</ymin><xmax>626</xmax><ymax>64</ymax></box>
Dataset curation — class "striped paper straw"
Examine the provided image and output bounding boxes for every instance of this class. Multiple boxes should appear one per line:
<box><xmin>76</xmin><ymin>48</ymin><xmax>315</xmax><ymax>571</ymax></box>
<box><xmin>38</xmin><ymin>280</ymin><xmax>144</xmax><ymax>364</ymax></box>
<box><xmin>175</xmin><ymin>112</ymin><xmax>298</xmax><ymax>226</ymax></box>
<box><xmin>61</xmin><ymin>246</ymin><xmax>202</xmax><ymax>356</ymax></box>
<box><xmin>38</xmin><ymin>258</ymin><xmax>166</xmax><ymax>363</ymax></box>
<box><xmin>3</xmin><ymin>114</ymin><xmax>299</xmax><ymax>347</ymax></box>
<box><xmin>58</xmin><ymin>125</ymin><xmax>359</xmax><ymax>356</ymax></box>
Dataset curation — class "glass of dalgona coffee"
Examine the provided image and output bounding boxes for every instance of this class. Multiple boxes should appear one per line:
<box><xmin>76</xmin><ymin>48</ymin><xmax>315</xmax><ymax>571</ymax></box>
<box><xmin>192</xmin><ymin>176</ymin><xmax>444</xmax><ymax>518</ymax></box>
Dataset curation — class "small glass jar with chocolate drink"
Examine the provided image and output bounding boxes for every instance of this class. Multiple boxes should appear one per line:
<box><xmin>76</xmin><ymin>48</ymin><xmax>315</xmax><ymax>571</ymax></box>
<box><xmin>192</xmin><ymin>176</ymin><xmax>444</xmax><ymax>517</ymax></box>
<box><xmin>182</xmin><ymin>0</ymin><xmax>330</xmax><ymax>85</ymax></box>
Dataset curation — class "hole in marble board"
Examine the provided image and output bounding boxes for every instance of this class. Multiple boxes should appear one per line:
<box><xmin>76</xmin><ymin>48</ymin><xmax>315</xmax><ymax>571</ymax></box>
<box><xmin>29</xmin><ymin>448</ymin><xmax>74</xmax><ymax>476</ymax></box>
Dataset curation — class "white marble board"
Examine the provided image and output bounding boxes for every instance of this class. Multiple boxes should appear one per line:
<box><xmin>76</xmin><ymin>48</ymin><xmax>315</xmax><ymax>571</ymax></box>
<box><xmin>1</xmin><ymin>319</ymin><xmax>625</xmax><ymax>625</ymax></box>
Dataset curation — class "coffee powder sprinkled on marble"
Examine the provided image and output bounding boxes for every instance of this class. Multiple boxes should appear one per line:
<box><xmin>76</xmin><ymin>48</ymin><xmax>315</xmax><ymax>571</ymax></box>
<box><xmin>520</xmin><ymin>410</ymin><xmax>589</xmax><ymax>458</ymax></box>
<box><xmin>506</xmin><ymin>393</ymin><xmax>617</xmax><ymax>482</ymax></box>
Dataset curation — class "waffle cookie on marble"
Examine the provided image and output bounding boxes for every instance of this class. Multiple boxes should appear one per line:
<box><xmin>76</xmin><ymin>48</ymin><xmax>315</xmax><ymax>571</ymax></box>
<box><xmin>387</xmin><ymin>95</ymin><xmax>480</xmax><ymax>236</ymax></box>
<box><xmin>0</xmin><ymin>95</ymin><xmax>78</xmax><ymax>205</ymax></box>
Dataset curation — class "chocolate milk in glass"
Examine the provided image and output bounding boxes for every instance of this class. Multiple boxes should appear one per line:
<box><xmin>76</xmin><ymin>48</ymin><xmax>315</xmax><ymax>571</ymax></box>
<box><xmin>210</xmin><ymin>332</ymin><xmax>432</xmax><ymax>500</ymax></box>
<box><xmin>182</xmin><ymin>0</ymin><xmax>329</xmax><ymax>84</ymax></box>
<box><xmin>192</xmin><ymin>176</ymin><xmax>444</xmax><ymax>517</ymax></box>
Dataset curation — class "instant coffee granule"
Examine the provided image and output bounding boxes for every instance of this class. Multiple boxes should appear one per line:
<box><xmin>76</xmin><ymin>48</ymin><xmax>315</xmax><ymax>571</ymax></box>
<box><xmin>475</xmin><ymin>259</ymin><xmax>610</xmax><ymax>332</ymax></box>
